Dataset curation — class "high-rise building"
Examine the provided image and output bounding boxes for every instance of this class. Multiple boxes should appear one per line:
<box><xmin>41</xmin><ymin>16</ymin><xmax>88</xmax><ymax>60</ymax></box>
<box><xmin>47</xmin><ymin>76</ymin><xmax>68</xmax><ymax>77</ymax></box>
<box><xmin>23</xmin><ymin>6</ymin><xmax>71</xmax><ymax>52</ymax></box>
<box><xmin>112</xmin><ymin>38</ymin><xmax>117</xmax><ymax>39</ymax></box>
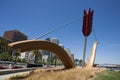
<box><xmin>4</xmin><ymin>30</ymin><xmax>27</xmax><ymax>42</ymax></box>
<box><xmin>51</xmin><ymin>38</ymin><xmax>59</xmax><ymax>44</ymax></box>
<box><xmin>51</xmin><ymin>38</ymin><xmax>59</xmax><ymax>57</ymax></box>
<box><xmin>42</xmin><ymin>38</ymin><xmax>51</xmax><ymax>56</ymax></box>
<box><xmin>70</xmin><ymin>54</ymin><xmax>74</xmax><ymax>61</ymax></box>
<box><xmin>45</xmin><ymin>37</ymin><xmax>50</xmax><ymax>41</ymax></box>
<box><xmin>41</xmin><ymin>38</ymin><xmax>51</xmax><ymax>63</ymax></box>
<box><xmin>65</xmin><ymin>48</ymin><xmax>71</xmax><ymax>55</ymax></box>
<box><xmin>65</xmin><ymin>48</ymin><xmax>74</xmax><ymax>61</ymax></box>
<box><xmin>59</xmin><ymin>44</ymin><xmax>64</xmax><ymax>49</ymax></box>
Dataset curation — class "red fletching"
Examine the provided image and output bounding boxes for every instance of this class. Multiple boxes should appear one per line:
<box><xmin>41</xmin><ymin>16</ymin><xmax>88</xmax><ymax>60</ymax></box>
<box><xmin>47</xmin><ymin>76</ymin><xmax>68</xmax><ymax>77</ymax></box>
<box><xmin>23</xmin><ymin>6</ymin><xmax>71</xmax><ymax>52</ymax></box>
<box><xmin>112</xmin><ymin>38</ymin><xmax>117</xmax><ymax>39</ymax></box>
<box><xmin>82</xmin><ymin>9</ymin><xmax>94</xmax><ymax>37</ymax></box>
<box><xmin>82</xmin><ymin>10</ymin><xmax>88</xmax><ymax>36</ymax></box>
<box><xmin>87</xmin><ymin>9</ymin><xmax>92</xmax><ymax>36</ymax></box>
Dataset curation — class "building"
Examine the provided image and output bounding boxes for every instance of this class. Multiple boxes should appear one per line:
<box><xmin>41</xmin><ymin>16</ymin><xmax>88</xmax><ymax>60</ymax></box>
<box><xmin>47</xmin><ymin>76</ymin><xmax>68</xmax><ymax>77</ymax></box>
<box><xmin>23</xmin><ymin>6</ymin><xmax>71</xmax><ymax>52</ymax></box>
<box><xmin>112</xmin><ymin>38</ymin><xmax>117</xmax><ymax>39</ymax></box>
<box><xmin>65</xmin><ymin>48</ymin><xmax>71</xmax><ymax>55</ymax></box>
<box><xmin>42</xmin><ymin>55</ymin><xmax>48</xmax><ymax>63</ymax></box>
<box><xmin>4</xmin><ymin>30</ymin><xmax>27</xmax><ymax>42</ymax></box>
<box><xmin>41</xmin><ymin>38</ymin><xmax>60</xmax><ymax>65</ymax></box>
<box><xmin>51</xmin><ymin>38</ymin><xmax>59</xmax><ymax>44</ymax></box>
<box><xmin>41</xmin><ymin>38</ymin><xmax>51</xmax><ymax>63</ymax></box>
<box><xmin>51</xmin><ymin>38</ymin><xmax>59</xmax><ymax>58</ymax></box>
<box><xmin>59</xmin><ymin>44</ymin><xmax>64</xmax><ymax>49</ymax></box>
<box><xmin>70</xmin><ymin>54</ymin><xmax>74</xmax><ymax>61</ymax></box>
<box><xmin>65</xmin><ymin>48</ymin><xmax>74</xmax><ymax>61</ymax></box>
<box><xmin>20</xmin><ymin>51</ymin><xmax>35</xmax><ymax>63</ymax></box>
<box><xmin>3</xmin><ymin>30</ymin><xmax>28</xmax><ymax>60</ymax></box>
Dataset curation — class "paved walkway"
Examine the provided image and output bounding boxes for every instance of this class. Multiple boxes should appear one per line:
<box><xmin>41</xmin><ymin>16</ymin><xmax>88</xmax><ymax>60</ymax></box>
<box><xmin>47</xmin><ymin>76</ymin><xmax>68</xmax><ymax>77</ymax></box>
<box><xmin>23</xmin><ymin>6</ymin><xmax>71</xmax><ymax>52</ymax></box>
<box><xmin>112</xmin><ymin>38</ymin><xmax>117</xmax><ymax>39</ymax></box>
<box><xmin>0</xmin><ymin>71</ymin><xmax>30</xmax><ymax>80</ymax></box>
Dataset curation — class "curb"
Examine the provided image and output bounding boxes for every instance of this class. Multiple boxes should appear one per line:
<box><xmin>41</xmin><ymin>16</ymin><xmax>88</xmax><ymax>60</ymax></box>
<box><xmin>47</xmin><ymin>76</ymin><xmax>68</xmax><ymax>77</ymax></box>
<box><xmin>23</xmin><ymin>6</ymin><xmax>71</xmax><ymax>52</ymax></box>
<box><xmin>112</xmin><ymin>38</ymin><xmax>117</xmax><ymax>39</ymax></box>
<box><xmin>0</xmin><ymin>68</ymin><xmax>36</xmax><ymax>75</ymax></box>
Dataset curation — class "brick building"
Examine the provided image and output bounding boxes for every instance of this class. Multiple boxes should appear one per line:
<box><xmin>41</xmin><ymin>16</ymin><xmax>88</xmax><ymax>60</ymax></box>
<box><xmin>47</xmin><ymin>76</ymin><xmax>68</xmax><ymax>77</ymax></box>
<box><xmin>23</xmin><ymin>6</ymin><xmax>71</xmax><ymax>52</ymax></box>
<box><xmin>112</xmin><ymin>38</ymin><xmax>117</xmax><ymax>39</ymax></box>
<box><xmin>4</xmin><ymin>30</ymin><xmax>27</xmax><ymax>42</ymax></box>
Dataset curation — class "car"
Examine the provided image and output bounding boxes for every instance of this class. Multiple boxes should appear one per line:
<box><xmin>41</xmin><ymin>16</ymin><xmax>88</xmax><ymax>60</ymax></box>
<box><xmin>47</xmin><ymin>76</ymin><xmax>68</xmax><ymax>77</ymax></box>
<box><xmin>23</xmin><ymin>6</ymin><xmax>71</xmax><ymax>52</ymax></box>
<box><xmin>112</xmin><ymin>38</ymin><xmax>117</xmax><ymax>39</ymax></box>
<box><xmin>0</xmin><ymin>66</ymin><xmax>5</xmax><ymax>69</ymax></box>
<box><xmin>11</xmin><ymin>66</ymin><xmax>23</xmax><ymax>69</ymax></box>
<box><xmin>27</xmin><ymin>63</ymin><xmax>43</xmax><ymax>68</ymax></box>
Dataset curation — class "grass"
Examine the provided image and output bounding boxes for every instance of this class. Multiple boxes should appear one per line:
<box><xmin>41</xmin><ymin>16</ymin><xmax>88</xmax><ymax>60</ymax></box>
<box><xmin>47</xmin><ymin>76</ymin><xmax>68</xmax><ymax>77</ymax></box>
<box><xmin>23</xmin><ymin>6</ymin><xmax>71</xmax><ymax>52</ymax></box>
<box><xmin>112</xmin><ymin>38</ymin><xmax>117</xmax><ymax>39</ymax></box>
<box><xmin>6</xmin><ymin>67</ymin><xmax>106</xmax><ymax>80</ymax></box>
<box><xmin>94</xmin><ymin>70</ymin><xmax>120</xmax><ymax>80</ymax></box>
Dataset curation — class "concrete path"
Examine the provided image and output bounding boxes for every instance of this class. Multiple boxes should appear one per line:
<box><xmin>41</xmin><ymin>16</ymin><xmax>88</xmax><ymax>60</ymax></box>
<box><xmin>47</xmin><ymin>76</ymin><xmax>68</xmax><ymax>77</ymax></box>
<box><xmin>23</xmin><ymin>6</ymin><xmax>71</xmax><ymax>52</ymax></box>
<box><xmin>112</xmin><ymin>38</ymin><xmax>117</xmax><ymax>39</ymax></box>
<box><xmin>0</xmin><ymin>71</ymin><xmax>30</xmax><ymax>80</ymax></box>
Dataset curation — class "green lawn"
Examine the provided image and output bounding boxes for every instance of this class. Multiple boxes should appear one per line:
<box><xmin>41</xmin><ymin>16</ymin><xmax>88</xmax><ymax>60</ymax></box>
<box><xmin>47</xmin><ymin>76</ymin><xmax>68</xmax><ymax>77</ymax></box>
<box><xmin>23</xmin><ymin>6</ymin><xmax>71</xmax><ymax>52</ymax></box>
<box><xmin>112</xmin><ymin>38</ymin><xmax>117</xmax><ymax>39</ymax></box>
<box><xmin>94</xmin><ymin>70</ymin><xmax>120</xmax><ymax>80</ymax></box>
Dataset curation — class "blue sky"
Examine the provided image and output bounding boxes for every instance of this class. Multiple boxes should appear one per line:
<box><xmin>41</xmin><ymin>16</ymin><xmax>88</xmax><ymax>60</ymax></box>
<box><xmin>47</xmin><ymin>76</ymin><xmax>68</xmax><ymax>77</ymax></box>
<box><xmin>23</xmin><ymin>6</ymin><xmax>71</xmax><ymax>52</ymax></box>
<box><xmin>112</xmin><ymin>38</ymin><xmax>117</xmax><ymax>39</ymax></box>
<box><xmin>0</xmin><ymin>0</ymin><xmax>120</xmax><ymax>64</ymax></box>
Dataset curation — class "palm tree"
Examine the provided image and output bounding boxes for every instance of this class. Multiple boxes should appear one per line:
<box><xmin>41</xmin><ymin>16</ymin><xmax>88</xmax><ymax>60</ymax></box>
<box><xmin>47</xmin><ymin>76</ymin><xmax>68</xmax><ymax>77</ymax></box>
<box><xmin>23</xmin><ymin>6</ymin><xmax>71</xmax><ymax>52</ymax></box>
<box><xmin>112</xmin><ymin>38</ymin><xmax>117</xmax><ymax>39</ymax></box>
<box><xmin>75</xmin><ymin>59</ymin><xmax>84</xmax><ymax>66</ymax></box>
<box><xmin>75</xmin><ymin>59</ymin><xmax>79</xmax><ymax>66</ymax></box>
<box><xmin>0</xmin><ymin>52</ymin><xmax>13</xmax><ymax>61</ymax></box>
<box><xmin>31</xmin><ymin>50</ymin><xmax>42</xmax><ymax>64</ymax></box>
<box><xmin>79</xmin><ymin>60</ymin><xmax>83</xmax><ymax>66</ymax></box>
<box><xmin>53</xmin><ymin>55</ymin><xmax>58</xmax><ymax>67</ymax></box>
<box><xmin>0</xmin><ymin>37</ymin><xmax>8</xmax><ymax>53</ymax></box>
<box><xmin>13</xmin><ymin>51</ymin><xmax>21</xmax><ymax>63</ymax></box>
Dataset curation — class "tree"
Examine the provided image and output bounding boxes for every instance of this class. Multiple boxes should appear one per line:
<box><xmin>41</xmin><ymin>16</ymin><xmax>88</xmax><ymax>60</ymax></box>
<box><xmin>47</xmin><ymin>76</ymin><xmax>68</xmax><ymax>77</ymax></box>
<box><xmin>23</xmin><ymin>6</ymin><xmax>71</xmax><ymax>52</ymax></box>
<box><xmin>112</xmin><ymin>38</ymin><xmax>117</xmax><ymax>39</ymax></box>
<box><xmin>13</xmin><ymin>51</ymin><xmax>21</xmax><ymax>63</ymax></box>
<box><xmin>0</xmin><ymin>52</ymin><xmax>13</xmax><ymax>61</ymax></box>
<box><xmin>75</xmin><ymin>59</ymin><xmax>79</xmax><ymax>66</ymax></box>
<box><xmin>0</xmin><ymin>37</ymin><xmax>8</xmax><ymax>53</ymax></box>
<box><xmin>75</xmin><ymin>59</ymin><xmax>83</xmax><ymax>66</ymax></box>
<box><xmin>79</xmin><ymin>60</ymin><xmax>83</xmax><ymax>66</ymax></box>
<box><xmin>21</xmin><ymin>58</ymin><xmax>27</xmax><ymax>63</ymax></box>
<box><xmin>51</xmin><ymin>55</ymin><xmax>58</xmax><ymax>67</ymax></box>
<box><xmin>31</xmin><ymin>50</ymin><xmax>42</xmax><ymax>64</ymax></box>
